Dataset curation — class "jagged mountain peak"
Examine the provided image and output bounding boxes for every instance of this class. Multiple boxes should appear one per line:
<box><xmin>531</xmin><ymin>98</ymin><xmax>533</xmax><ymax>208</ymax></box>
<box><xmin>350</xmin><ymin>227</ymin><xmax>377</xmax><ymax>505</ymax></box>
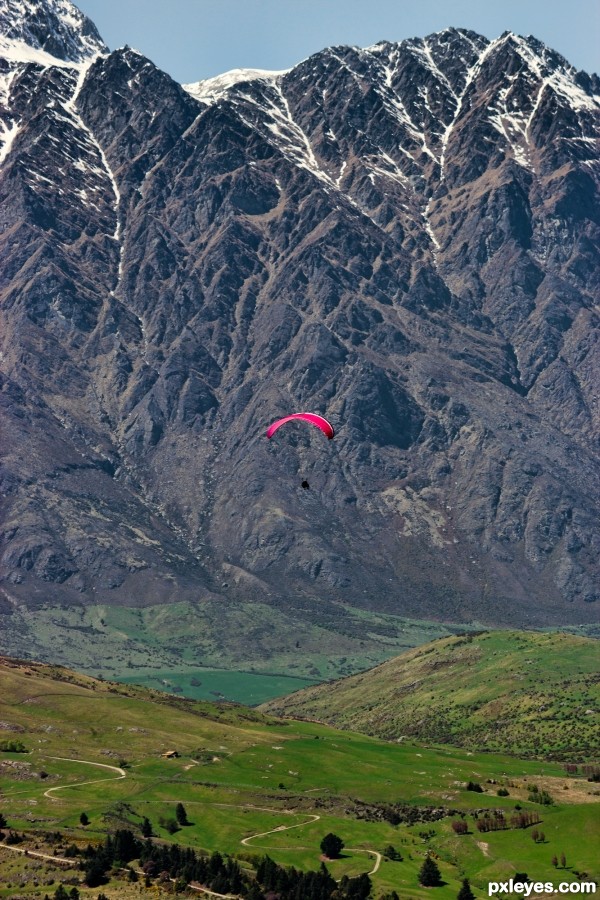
<box><xmin>0</xmin><ymin>11</ymin><xmax>598</xmax><ymax>675</ymax></box>
<box><xmin>0</xmin><ymin>0</ymin><xmax>106</xmax><ymax>64</ymax></box>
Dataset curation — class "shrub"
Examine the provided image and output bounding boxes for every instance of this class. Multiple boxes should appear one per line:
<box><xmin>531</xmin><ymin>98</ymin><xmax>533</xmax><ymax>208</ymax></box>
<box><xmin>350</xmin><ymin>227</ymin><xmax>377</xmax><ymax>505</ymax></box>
<box><xmin>466</xmin><ymin>781</ymin><xmax>483</xmax><ymax>793</ymax></box>
<box><xmin>0</xmin><ymin>740</ymin><xmax>26</xmax><ymax>753</ymax></box>
<box><xmin>5</xmin><ymin>831</ymin><xmax>23</xmax><ymax>845</ymax></box>
<box><xmin>162</xmin><ymin>818</ymin><xmax>180</xmax><ymax>835</ymax></box>
<box><xmin>528</xmin><ymin>789</ymin><xmax>554</xmax><ymax>805</ymax></box>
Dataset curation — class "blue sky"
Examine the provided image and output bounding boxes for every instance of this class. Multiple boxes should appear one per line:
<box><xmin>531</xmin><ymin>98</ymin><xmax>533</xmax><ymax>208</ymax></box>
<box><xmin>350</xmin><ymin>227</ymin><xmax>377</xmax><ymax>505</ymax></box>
<box><xmin>75</xmin><ymin>0</ymin><xmax>599</xmax><ymax>84</ymax></box>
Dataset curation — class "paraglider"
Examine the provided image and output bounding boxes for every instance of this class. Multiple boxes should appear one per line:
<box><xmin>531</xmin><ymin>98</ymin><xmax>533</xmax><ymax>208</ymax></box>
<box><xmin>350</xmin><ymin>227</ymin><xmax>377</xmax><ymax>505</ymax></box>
<box><xmin>266</xmin><ymin>412</ymin><xmax>334</xmax><ymax>440</ymax></box>
<box><xmin>266</xmin><ymin>412</ymin><xmax>334</xmax><ymax>491</ymax></box>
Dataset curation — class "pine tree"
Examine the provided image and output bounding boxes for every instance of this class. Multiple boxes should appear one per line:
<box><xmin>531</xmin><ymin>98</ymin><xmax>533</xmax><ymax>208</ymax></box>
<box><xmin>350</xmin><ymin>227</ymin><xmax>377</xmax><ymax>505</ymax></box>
<box><xmin>83</xmin><ymin>857</ymin><xmax>107</xmax><ymax>888</ymax></box>
<box><xmin>458</xmin><ymin>877</ymin><xmax>476</xmax><ymax>900</ymax></box>
<box><xmin>419</xmin><ymin>853</ymin><xmax>443</xmax><ymax>887</ymax></box>
<box><xmin>246</xmin><ymin>883</ymin><xmax>264</xmax><ymax>900</ymax></box>
<box><xmin>175</xmin><ymin>802</ymin><xmax>189</xmax><ymax>826</ymax></box>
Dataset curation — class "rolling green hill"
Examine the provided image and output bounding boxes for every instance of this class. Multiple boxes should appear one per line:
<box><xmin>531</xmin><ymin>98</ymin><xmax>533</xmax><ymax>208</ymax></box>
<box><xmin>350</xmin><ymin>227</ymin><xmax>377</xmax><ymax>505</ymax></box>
<box><xmin>1</xmin><ymin>653</ymin><xmax>598</xmax><ymax>898</ymax></box>
<box><xmin>261</xmin><ymin>631</ymin><xmax>600</xmax><ymax>759</ymax></box>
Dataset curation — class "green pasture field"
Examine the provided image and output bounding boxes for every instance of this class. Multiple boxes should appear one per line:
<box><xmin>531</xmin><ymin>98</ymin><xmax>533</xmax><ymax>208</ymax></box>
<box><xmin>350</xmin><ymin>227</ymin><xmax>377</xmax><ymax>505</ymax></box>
<box><xmin>0</xmin><ymin>658</ymin><xmax>598</xmax><ymax>898</ymax></box>
<box><xmin>118</xmin><ymin>666</ymin><xmax>318</xmax><ymax>704</ymax></box>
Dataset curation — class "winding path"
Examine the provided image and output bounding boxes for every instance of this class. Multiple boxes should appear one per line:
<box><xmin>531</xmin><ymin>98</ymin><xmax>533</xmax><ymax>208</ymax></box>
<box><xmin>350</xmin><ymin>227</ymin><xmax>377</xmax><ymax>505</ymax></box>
<box><xmin>0</xmin><ymin>757</ymin><xmax>127</xmax><ymax>867</ymax></box>
<box><xmin>4</xmin><ymin>754</ymin><xmax>381</xmax><ymax>890</ymax></box>
<box><xmin>240</xmin><ymin>813</ymin><xmax>382</xmax><ymax>876</ymax></box>
<box><xmin>240</xmin><ymin>812</ymin><xmax>321</xmax><ymax>846</ymax></box>
<box><xmin>346</xmin><ymin>847</ymin><xmax>382</xmax><ymax>876</ymax></box>
<box><xmin>43</xmin><ymin>756</ymin><xmax>127</xmax><ymax>799</ymax></box>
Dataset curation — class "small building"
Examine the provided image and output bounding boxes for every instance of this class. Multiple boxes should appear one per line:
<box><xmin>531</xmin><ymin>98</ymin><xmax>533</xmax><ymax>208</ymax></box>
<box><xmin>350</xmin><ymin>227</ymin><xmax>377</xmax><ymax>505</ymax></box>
<box><xmin>162</xmin><ymin>750</ymin><xmax>179</xmax><ymax>759</ymax></box>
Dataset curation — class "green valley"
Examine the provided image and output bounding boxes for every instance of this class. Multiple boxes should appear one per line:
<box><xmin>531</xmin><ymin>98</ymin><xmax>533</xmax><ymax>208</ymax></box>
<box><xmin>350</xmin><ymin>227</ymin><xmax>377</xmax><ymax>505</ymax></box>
<box><xmin>0</xmin><ymin>651</ymin><xmax>598</xmax><ymax>898</ymax></box>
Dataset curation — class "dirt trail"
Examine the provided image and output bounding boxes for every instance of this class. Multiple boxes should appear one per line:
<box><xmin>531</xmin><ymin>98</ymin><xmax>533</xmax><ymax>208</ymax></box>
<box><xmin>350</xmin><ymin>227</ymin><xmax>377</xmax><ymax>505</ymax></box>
<box><xmin>43</xmin><ymin>756</ymin><xmax>127</xmax><ymax>799</ymax></box>
<box><xmin>240</xmin><ymin>813</ymin><xmax>321</xmax><ymax>846</ymax></box>
<box><xmin>346</xmin><ymin>848</ymin><xmax>382</xmax><ymax>875</ymax></box>
<box><xmin>0</xmin><ymin>844</ymin><xmax>75</xmax><ymax>865</ymax></box>
<box><xmin>240</xmin><ymin>814</ymin><xmax>381</xmax><ymax>875</ymax></box>
<box><xmin>6</xmin><ymin>755</ymin><xmax>380</xmax><ymax>890</ymax></box>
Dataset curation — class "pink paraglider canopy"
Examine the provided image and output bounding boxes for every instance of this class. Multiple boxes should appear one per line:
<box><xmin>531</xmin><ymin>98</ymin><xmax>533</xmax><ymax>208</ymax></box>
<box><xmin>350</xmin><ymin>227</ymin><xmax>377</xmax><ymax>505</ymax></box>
<box><xmin>266</xmin><ymin>412</ymin><xmax>334</xmax><ymax>440</ymax></box>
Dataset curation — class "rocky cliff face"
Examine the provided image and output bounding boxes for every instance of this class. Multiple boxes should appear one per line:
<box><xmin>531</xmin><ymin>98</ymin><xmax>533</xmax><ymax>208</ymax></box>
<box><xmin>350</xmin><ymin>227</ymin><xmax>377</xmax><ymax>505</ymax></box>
<box><xmin>1</xmin><ymin>2</ymin><xmax>599</xmax><ymax>666</ymax></box>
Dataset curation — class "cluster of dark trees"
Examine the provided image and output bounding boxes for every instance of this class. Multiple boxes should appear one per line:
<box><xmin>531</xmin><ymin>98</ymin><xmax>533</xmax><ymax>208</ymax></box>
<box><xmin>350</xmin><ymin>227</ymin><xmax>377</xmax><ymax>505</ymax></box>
<box><xmin>79</xmin><ymin>830</ymin><xmax>372</xmax><ymax>898</ymax></box>
<box><xmin>475</xmin><ymin>813</ymin><xmax>509</xmax><ymax>833</ymax></box>
<box><xmin>452</xmin><ymin>808</ymin><xmax>544</xmax><ymax>836</ymax></box>
<box><xmin>43</xmin><ymin>888</ymin><xmax>80</xmax><ymax>900</ymax></box>
<box><xmin>257</xmin><ymin>855</ymin><xmax>372</xmax><ymax>899</ymax></box>
<box><xmin>476</xmin><ymin>810</ymin><xmax>543</xmax><ymax>831</ymax></box>
<box><xmin>510</xmin><ymin>811</ymin><xmax>542</xmax><ymax>829</ymax></box>
<box><xmin>81</xmin><ymin>831</ymin><xmax>247</xmax><ymax>893</ymax></box>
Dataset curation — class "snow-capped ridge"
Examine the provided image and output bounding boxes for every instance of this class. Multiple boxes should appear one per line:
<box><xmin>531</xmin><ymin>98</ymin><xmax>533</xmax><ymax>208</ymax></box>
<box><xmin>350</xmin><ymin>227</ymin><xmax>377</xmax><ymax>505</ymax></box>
<box><xmin>184</xmin><ymin>67</ymin><xmax>289</xmax><ymax>105</ymax></box>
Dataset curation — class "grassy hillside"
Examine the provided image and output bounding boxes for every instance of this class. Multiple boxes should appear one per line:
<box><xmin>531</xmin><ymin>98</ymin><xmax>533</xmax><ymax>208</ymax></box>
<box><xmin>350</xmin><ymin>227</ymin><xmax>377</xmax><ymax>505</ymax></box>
<box><xmin>1</xmin><ymin>655</ymin><xmax>598</xmax><ymax>898</ymax></box>
<box><xmin>261</xmin><ymin>631</ymin><xmax>600</xmax><ymax>759</ymax></box>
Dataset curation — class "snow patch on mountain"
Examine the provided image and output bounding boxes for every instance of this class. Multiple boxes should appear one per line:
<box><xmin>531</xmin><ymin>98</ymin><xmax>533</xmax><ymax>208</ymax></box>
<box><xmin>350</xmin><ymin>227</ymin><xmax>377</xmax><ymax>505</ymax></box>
<box><xmin>0</xmin><ymin>34</ymin><xmax>81</xmax><ymax>68</ymax></box>
<box><xmin>0</xmin><ymin>119</ymin><xmax>19</xmax><ymax>166</ymax></box>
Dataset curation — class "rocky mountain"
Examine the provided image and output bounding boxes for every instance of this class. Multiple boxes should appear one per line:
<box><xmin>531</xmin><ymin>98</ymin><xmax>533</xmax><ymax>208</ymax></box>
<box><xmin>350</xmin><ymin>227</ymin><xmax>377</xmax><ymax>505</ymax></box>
<box><xmin>0</xmin><ymin>1</ymin><xmax>599</xmax><ymax>671</ymax></box>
